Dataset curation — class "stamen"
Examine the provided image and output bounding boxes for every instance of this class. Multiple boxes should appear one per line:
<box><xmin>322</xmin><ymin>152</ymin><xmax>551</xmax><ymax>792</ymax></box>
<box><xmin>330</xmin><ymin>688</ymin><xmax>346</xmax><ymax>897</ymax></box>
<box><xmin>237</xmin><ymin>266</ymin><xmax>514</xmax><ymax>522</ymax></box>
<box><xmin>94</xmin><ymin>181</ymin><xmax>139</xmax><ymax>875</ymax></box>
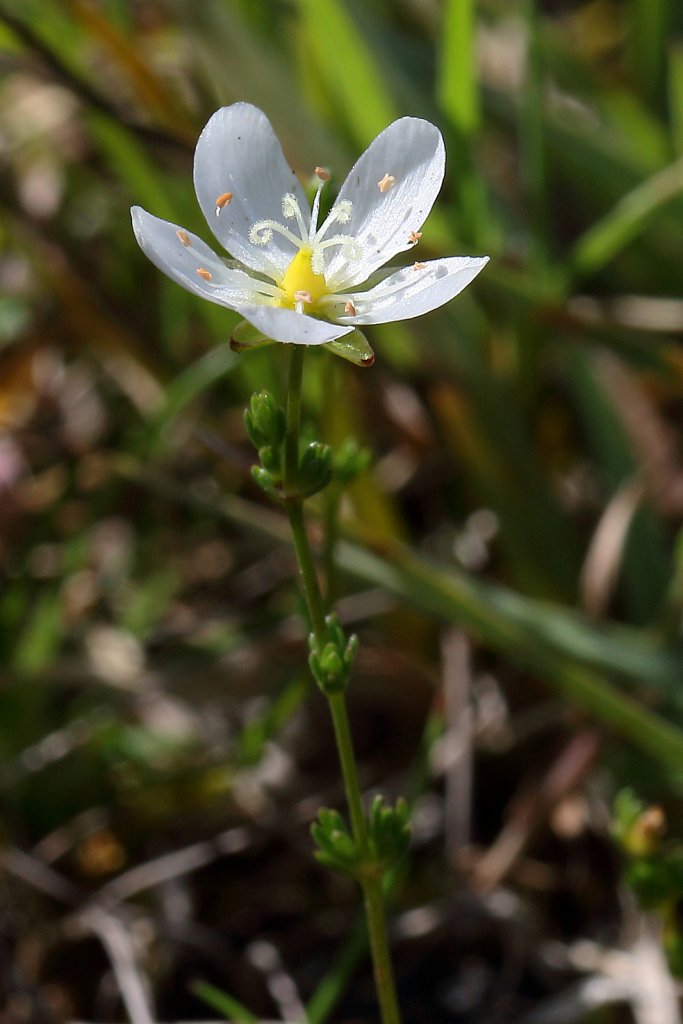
<box><xmin>294</xmin><ymin>289</ymin><xmax>313</xmax><ymax>304</ymax></box>
<box><xmin>248</xmin><ymin>279</ymin><xmax>282</xmax><ymax>299</ymax></box>
<box><xmin>315</xmin><ymin>166</ymin><xmax>330</xmax><ymax>181</ymax></box>
<box><xmin>413</xmin><ymin>262</ymin><xmax>427</xmax><ymax>271</ymax></box>
<box><xmin>408</xmin><ymin>231</ymin><xmax>422</xmax><ymax>245</ymax></box>
<box><xmin>215</xmin><ymin>192</ymin><xmax>233</xmax><ymax>215</ymax></box>
<box><xmin>310</xmin><ymin>182</ymin><xmax>324</xmax><ymax>240</ymax></box>
<box><xmin>176</xmin><ymin>229</ymin><xmax>191</xmax><ymax>247</ymax></box>
<box><xmin>344</xmin><ymin>300</ymin><xmax>356</xmax><ymax>315</ymax></box>
<box><xmin>378</xmin><ymin>173</ymin><xmax>396</xmax><ymax>193</ymax></box>
<box><xmin>196</xmin><ymin>267</ymin><xmax>213</xmax><ymax>281</ymax></box>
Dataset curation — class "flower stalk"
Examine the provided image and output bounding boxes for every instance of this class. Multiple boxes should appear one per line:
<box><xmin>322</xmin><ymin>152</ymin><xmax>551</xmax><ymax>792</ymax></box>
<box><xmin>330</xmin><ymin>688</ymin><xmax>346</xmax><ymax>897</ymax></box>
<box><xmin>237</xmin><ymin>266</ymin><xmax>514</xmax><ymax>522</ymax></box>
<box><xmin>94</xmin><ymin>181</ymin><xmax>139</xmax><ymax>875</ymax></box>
<box><xmin>281</xmin><ymin>345</ymin><xmax>402</xmax><ymax>1024</ymax></box>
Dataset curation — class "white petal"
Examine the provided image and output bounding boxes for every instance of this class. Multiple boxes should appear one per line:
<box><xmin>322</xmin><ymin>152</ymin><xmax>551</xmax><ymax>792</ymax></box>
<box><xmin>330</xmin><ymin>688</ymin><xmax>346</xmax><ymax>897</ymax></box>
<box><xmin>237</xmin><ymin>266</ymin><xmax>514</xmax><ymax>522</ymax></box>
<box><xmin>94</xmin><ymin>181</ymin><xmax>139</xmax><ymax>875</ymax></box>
<box><xmin>319</xmin><ymin>117</ymin><xmax>445</xmax><ymax>290</ymax></box>
<box><xmin>193</xmin><ymin>103</ymin><xmax>310</xmax><ymax>280</ymax></box>
<box><xmin>233</xmin><ymin>303</ymin><xmax>356</xmax><ymax>348</ymax></box>
<box><xmin>324</xmin><ymin>256</ymin><xmax>489</xmax><ymax>325</ymax></box>
<box><xmin>131</xmin><ymin>206</ymin><xmax>274</xmax><ymax>308</ymax></box>
<box><xmin>232</xmin><ymin>303</ymin><xmax>355</xmax><ymax>346</ymax></box>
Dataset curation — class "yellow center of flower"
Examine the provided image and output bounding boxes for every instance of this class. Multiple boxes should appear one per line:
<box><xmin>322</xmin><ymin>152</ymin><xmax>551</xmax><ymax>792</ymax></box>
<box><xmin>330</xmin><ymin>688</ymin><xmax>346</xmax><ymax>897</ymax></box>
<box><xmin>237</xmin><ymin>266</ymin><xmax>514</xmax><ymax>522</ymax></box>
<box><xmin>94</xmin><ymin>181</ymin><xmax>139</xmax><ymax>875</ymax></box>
<box><xmin>279</xmin><ymin>247</ymin><xmax>328</xmax><ymax>309</ymax></box>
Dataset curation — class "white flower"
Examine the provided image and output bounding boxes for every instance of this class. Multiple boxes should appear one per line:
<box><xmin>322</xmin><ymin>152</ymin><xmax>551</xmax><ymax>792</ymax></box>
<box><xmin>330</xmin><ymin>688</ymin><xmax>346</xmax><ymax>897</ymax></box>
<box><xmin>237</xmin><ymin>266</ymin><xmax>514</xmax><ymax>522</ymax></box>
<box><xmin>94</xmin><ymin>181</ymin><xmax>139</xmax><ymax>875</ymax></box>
<box><xmin>131</xmin><ymin>103</ymin><xmax>488</xmax><ymax>358</ymax></box>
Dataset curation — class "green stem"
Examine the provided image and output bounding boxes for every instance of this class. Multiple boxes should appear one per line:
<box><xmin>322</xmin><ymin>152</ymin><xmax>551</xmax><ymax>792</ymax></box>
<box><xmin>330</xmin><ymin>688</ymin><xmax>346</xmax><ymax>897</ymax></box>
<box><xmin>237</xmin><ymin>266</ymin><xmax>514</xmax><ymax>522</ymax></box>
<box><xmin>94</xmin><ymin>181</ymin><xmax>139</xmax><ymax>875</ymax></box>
<box><xmin>327</xmin><ymin>692</ymin><xmax>367</xmax><ymax>849</ymax></box>
<box><xmin>284</xmin><ymin>345</ymin><xmax>305</xmax><ymax>493</ymax></box>
<box><xmin>328</xmin><ymin>691</ymin><xmax>402</xmax><ymax>1024</ymax></box>
<box><xmin>322</xmin><ymin>483</ymin><xmax>342</xmax><ymax>610</ymax></box>
<box><xmin>321</xmin><ymin>349</ymin><xmax>340</xmax><ymax>610</ymax></box>
<box><xmin>281</xmin><ymin>344</ymin><xmax>402</xmax><ymax>1024</ymax></box>
<box><xmin>284</xmin><ymin>346</ymin><xmax>326</xmax><ymax>643</ymax></box>
<box><xmin>287</xmin><ymin>501</ymin><xmax>327</xmax><ymax>643</ymax></box>
<box><xmin>363</xmin><ymin>876</ymin><xmax>402</xmax><ymax>1024</ymax></box>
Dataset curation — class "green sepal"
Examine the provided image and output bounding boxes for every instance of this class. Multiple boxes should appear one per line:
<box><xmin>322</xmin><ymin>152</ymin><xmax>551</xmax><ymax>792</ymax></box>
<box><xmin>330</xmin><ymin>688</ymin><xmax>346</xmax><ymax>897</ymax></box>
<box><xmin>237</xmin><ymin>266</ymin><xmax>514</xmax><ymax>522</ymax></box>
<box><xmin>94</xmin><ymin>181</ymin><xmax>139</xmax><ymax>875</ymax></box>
<box><xmin>230</xmin><ymin>319</ymin><xmax>276</xmax><ymax>353</ymax></box>
<box><xmin>324</xmin><ymin>329</ymin><xmax>375</xmax><ymax>367</ymax></box>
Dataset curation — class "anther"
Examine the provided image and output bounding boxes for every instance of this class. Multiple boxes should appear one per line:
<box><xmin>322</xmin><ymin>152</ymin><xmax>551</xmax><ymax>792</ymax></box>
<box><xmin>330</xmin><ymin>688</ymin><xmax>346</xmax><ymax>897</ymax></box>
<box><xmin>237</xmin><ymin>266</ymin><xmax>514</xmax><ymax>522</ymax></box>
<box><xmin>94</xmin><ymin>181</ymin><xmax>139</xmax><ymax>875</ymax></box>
<box><xmin>344</xmin><ymin>300</ymin><xmax>357</xmax><ymax>315</ymax></box>
<box><xmin>408</xmin><ymin>231</ymin><xmax>422</xmax><ymax>244</ymax></box>
<box><xmin>176</xmin><ymin>229</ymin><xmax>191</xmax><ymax>247</ymax></box>
<box><xmin>196</xmin><ymin>267</ymin><xmax>213</xmax><ymax>280</ymax></box>
<box><xmin>412</xmin><ymin>262</ymin><xmax>427</xmax><ymax>271</ymax></box>
<box><xmin>294</xmin><ymin>290</ymin><xmax>313</xmax><ymax>304</ymax></box>
<box><xmin>378</xmin><ymin>173</ymin><xmax>396</xmax><ymax>193</ymax></box>
<box><xmin>315</xmin><ymin>166</ymin><xmax>330</xmax><ymax>181</ymax></box>
<box><xmin>215</xmin><ymin>192</ymin><xmax>233</xmax><ymax>215</ymax></box>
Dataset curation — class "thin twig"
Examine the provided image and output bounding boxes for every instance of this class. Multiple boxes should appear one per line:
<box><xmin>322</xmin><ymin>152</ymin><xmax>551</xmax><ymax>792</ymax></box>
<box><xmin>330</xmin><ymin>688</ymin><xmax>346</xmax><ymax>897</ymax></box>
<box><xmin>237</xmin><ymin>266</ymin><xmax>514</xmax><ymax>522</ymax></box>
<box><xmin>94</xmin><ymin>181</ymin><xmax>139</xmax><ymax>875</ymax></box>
<box><xmin>2</xmin><ymin>845</ymin><xmax>84</xmax><ymax>905</ymax></box>
<box><xmin>440</xmin><ymin>629</ymin><xmax>474</xmax><ymax>859</ymax></box>
<box><xmin>92</xmin><ymin>827</ymin><xmax>251</xmax><ymax>909</ymax></box>
<box><xmin>78</xmin><ymin>908</ymin><xmax>155</xmax><ymax>1024</ymax></box>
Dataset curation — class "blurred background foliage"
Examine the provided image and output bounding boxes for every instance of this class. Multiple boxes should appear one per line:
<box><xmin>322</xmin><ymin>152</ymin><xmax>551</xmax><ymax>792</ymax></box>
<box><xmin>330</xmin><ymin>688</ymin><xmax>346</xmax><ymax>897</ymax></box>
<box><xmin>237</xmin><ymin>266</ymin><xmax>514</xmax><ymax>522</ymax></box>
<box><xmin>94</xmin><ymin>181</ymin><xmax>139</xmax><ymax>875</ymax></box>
<box><xmin>2</xmin><ymin>0</ymin><xmax>683</xmax><ymax>1021</ymax></box>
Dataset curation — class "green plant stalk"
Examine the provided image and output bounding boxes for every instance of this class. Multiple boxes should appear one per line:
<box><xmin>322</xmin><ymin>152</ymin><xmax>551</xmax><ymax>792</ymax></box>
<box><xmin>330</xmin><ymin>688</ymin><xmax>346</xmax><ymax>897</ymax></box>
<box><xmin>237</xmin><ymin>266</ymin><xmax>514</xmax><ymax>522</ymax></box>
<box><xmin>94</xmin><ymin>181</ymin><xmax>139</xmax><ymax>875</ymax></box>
<box><xmin>322</xmin><ymin>481</ymin><xmax>342</xmax><ymax>609</ymax></box>
<box><xmin>282</xmin><ymin>344</ymin><xmax>402</xmax><ymax>1024</ymax></box>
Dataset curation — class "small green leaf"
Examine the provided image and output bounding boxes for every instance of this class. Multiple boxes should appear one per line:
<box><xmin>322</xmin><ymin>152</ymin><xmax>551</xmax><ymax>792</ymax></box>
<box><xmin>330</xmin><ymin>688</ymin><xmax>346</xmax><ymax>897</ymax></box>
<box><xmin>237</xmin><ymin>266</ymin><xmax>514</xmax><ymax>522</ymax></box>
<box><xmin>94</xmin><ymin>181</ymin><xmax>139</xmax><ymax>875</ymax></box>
<box><xmin>324</xmin><ymin>329</ymin><xmax>375</xmax><ymax>367</ymax></box>
<box><xmin>230</xmin><ymin>318</ymin><xmax>276</xmax><ymax>352</ymax></box>
<box><xmin>190</xmin><ymin>979</ymin><xmax>257</xmax><ymax>1022</ymax></box>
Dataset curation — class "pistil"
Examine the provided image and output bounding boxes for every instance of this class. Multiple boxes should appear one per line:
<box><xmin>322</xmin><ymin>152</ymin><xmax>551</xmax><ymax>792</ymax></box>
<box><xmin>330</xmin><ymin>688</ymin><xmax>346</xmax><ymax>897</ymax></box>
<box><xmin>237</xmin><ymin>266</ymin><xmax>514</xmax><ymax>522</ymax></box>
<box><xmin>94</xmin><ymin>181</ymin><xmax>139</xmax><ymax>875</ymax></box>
<box><xmin>244</xmin><ymin>174</ymin><xmax>363</xmax><ymax>299</ymax></box>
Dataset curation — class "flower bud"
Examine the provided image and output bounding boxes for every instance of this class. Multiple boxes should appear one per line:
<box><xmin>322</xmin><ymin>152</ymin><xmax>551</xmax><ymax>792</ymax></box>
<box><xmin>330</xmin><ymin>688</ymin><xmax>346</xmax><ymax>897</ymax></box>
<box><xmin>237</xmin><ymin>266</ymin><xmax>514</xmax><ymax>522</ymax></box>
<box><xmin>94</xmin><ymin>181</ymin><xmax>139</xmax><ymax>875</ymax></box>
<box><xmin>334</xmin><ymin>439</ymin><xmax>372</xmax><ymax>485</ymax></box>
<box><xmin>258</xmin><ymin>445</ymin><xmax>281</xmax><ymax>475</ymax></box>
<box><xmin>344</xmin><ymin>632</ymin><xmax>359</xmax><ymax>668</ymax></box>
<box><xmin>298</xmin><ymin>441</ymin><xmax>333</xmax><ymax>497</ymax></box>
<box><xmin>319</xmin><ymin>642</ymin><xmax>344</xmax><ymax>678</ymax></box>
<box><xmin>244</xmin><ymin>391</ymin><xmax>285</xmax><ymax>449</ymax></box>
<box><xmin>251</xmin><ymin>465</ymin><xmax>279</xmax><ymax>499</ymax></box>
